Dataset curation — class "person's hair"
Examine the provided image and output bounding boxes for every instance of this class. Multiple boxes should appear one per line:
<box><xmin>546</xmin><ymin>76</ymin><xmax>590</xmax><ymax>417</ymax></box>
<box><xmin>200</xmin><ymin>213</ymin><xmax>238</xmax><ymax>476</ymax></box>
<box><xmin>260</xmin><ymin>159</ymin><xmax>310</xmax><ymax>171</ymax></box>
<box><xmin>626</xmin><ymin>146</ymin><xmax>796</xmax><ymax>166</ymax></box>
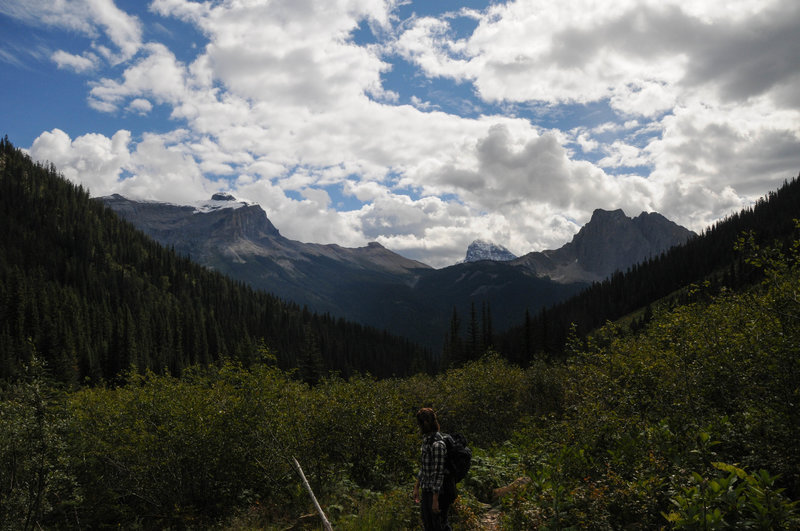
<box><xmin>416</xmin><ymin>407</ymin><xmax>440</xmax><ymax>434</ymax></box>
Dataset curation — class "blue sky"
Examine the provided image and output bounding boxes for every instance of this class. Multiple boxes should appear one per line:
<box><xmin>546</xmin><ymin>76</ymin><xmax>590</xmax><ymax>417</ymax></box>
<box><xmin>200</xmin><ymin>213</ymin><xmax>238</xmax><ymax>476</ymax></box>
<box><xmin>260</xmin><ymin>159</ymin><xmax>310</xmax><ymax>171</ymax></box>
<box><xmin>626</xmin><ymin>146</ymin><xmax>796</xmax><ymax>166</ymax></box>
<box><xmin>1</xmin><ymin>0</ymin><xmax>799</xmax><ymax>267</ymax></box>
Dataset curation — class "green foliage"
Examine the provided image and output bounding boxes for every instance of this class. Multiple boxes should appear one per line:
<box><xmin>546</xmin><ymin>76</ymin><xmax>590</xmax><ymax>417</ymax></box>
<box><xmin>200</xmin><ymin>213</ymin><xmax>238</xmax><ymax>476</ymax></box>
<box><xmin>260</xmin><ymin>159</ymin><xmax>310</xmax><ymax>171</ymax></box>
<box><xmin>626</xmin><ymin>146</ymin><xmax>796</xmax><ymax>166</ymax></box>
<box><xmin>666</xmin><ymin>463</ymin><xmax>799</xmax><ymax>529</ymax></box>
<box><xmin>435</xmin><ymin>352</ymin><xmax>527</xmax><ymax>446</ymax></box>
<box><xmin>332</xmin><ymin>485</ymin><xmax>418</xmax><ymax>531</ymax></box>
<box><xmin>66</xmin><ymin>361</ymin><xmax>310</xmax><ymax>527</ymax></box>
<box><xmin>0</xmin><ymin>357</ymin><xmax>77</xmax><ymax>530</ymax></box>
<box><xmin>300</xmin><ymin>374</ymin><xmax>417</xmax><ymax>492</ymax></box>
<box><xmin>466</xmin><ymin>444</ymin><xmax>524</xmax><ymax>502</ymax></box>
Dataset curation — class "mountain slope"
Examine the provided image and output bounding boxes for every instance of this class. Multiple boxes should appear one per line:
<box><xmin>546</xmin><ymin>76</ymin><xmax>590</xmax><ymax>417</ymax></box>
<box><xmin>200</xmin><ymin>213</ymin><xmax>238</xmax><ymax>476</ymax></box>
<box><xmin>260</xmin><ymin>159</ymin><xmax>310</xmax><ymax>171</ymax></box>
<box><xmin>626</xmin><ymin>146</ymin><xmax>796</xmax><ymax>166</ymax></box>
<box><xmin>102</xmin><ymin>195</ymin><xmax>589</xmax><ymax>348</ymax></box>
<box><xmin>0</xmin><ymin>138</ymin><xmax>431</xmax><ymax>383</ymax></box>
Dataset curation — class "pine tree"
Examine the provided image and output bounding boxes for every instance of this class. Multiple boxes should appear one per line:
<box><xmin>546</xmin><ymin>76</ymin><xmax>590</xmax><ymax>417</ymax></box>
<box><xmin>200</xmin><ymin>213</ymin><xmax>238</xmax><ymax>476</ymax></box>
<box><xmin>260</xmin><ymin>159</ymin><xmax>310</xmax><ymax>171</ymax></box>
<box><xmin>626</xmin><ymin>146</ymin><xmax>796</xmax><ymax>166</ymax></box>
<box><xmin>442</xmin><ymin>306</ymin><xmax>463</xmax><ymax>369</ymax></box>
<box><xmin>482</xmin><ymin>301</ymin><xmax>494</xmax><ymax>350</ymax></box>
<box><xmin>468</xmin><ymin>302</ymin><xmax>480</xmax><ymax>360</ymax></box>
<box><xmin>299</xmin><ymin>325</ymin><xmax>324</xmax><ymax>386</ymax></box>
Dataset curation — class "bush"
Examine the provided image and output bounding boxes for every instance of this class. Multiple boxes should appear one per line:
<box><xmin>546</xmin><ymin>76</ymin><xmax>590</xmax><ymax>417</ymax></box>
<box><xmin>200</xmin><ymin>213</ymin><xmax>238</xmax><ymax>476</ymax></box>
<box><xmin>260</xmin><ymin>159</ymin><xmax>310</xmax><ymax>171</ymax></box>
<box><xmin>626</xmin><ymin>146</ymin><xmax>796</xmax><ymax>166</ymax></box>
<box><xmin>666</xmin><ymin>462</ymin><xmax>800</xmax><ymax>529</ymax></box>
<box><xmin>67</xmin><ymin>361</ymin><xmax>309</xmax><ymax>527</ymax></box>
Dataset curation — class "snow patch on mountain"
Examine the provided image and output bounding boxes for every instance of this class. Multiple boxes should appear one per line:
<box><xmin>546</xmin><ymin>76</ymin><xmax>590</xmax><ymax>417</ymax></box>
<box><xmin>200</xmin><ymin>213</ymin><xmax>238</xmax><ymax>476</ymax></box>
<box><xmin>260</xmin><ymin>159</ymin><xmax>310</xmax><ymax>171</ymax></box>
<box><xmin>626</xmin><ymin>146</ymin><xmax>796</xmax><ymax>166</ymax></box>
<box><xmin>463</xmin><ymin>239</ymin><xmax>518</xmax><ymax>263</ymax></box>
<box><xmin>192</xmin><ymin>193</ymin><xmax>250</xmax><ymax>214</ymax></box>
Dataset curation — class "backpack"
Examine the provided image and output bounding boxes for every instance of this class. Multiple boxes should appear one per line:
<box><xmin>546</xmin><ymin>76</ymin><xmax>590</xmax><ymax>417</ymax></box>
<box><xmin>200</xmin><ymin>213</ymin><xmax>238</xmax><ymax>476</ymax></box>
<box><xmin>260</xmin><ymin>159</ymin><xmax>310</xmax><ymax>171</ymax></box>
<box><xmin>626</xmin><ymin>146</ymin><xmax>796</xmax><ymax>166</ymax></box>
<box><xmin>442</xmin><ymin>433</ymin><xmax>472</xmax><ymax>483</ymax></box>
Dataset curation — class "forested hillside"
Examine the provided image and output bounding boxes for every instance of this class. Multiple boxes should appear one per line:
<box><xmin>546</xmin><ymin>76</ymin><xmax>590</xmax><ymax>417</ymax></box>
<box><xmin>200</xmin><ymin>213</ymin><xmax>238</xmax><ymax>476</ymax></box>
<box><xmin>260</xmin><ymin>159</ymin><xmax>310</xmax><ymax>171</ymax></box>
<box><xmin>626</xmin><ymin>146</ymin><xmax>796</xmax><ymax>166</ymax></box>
<box><xmin>493</xmin><ymin>174</ymin><xmax>800</xmax><ymax>363</ymax></box>
<box><xmin>0</xmin><ymin>137</ymin><xmax>431</xmax><ymax>383</ymax></box>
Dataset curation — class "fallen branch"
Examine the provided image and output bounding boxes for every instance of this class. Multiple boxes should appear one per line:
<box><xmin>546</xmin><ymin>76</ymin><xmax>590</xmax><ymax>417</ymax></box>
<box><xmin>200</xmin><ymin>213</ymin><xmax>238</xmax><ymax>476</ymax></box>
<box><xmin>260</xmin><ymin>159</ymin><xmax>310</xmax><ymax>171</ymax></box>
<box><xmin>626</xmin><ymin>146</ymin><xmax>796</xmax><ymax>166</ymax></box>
<box><xmin>291</xmin><ymin>456</ymin><xmax>332</xmax><ymax>531</ymax></box>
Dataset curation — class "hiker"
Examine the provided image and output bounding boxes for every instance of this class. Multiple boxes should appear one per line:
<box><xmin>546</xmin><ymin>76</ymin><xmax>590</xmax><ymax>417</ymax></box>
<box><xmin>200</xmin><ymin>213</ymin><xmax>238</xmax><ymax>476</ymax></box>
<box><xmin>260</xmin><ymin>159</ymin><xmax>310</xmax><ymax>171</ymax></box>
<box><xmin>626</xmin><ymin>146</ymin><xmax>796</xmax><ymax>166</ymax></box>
<box><xmin>413</xmin><ymin>407</ymin><xmax>456</xmax><ymax>531</ymax></box>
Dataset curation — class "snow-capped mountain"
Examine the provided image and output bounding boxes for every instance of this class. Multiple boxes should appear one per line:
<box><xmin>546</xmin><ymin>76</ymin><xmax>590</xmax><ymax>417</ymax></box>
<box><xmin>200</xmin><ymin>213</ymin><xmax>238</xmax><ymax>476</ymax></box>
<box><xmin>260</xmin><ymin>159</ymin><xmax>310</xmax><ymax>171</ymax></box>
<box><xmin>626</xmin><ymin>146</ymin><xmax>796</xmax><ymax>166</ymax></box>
<box><xmin>193</xmin><ymin>192</ymin><xmax>251</xmax><ymax>213</ymax></box>
<box><xmin>463</xmin><ymin>240</ymin><xmax>518</xmax><ymax>262</ymax></box>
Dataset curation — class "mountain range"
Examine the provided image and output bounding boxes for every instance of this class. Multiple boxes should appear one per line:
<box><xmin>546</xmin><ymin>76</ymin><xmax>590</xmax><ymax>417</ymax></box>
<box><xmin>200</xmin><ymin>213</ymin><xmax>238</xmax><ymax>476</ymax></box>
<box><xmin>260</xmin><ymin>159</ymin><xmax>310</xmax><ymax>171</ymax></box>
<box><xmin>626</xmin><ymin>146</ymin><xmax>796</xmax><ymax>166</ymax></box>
<box><xmin>101</xmin><ymin>194</ymin><xmax>695</xmax><ymax>349</ymax></box>
<box><xmin>4</xmin><ymin>134</ymin><xmax>798</xmax><ymax>383</ymax></box>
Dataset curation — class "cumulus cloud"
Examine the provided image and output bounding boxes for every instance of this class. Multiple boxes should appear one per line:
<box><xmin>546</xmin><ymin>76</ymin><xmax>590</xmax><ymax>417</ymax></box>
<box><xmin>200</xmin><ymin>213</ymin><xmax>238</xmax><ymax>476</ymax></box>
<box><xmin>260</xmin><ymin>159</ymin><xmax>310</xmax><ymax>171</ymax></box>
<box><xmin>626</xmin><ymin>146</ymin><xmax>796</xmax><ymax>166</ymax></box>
<box><xmin>117</xmin><ymin>132</ymin><xmax>215</xmax><ymax>203</ymax></box>
<box><xmin>398</xmin><ymin>0</ymin><xmax>796</xmax><ymax>111</ymax></box>
<box><xmin>126</xmin><ymin>98</ymin><xmax>153</xmax><ymax>115</ymax></box>
<box><xmin>28</xmin><ymin>129</ymin><xmax>222</xmax><ymax>204</ymax></box>
<box><xmin>89</xmin><ymin>43</ymin><xmax>187</xmax><ymax>111</ymax></box>
<box><xmin>51</xmin><ymin>50</ymin><xmax>98</xmax><ymax>72</ymax></box>
<box><xmin>152</xmin><ymin>0</ymin><xmax>394</xmax><ymax>109</ymax></box>
<box><xmin>14</xmin><ymin>0</ymin><xmax>800</xmax><ymax>267</ymax></box>
<box><xmin>29</xmin><ymin>128</ymin><xmax>132</xmax><ymax>196</ymax></box>
<box><xmin>647</xmin><ymin>98</ymin><xmax>800</xmax><ymax>196</ymax></box>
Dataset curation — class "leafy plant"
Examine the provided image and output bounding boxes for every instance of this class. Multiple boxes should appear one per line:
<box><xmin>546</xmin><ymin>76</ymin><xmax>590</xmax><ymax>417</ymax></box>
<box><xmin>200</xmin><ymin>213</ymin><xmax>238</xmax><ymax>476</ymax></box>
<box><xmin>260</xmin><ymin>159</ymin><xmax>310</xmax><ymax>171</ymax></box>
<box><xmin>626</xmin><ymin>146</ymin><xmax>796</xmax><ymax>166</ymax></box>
<box><xmin>665</xmin><ymin>462</ymin><xmax>799</xmax><ymax>529</ymax></box>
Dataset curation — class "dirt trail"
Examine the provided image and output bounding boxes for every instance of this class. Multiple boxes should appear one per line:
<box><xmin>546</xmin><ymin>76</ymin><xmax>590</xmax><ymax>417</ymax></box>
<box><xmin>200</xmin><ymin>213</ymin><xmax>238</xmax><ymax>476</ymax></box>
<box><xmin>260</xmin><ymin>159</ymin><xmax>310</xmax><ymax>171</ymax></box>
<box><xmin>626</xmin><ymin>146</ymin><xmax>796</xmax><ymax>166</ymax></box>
<box><xmin>479</xmin><ymin>507</ymin><xmax>502</xmax><ymax>529</ymax></box>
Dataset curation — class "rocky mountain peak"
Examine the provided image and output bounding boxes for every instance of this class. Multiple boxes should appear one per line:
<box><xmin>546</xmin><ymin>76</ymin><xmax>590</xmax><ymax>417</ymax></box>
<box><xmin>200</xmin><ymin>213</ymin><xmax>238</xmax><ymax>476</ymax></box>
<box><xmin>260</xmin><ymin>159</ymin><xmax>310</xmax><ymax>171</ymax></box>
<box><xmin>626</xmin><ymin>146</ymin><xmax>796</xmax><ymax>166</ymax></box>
<box><xmin>99</xmin><ymin>195</ymin><xmax>281</xmax><ymax>257</ymax></box>
<box><xmin>590</xmin><ymin>208</ymin><xmax>628</xmax><ymax>222</ymax></box>
<box><xmin>211</xmin><ymin>192</ymin><xmax>237</xmax><ymax>201</ymax></box>
<box><xmin>464</xmin><ymin>239</ymin><xmax>517</xmax><ymax>262</ymax></box>
<box><xmin>513</xmin><ymin>208</ymin><xmax>696</xmax><ymax>283</ymax></box>
<box><xmin>223</xmin><ymin>203</ymin><xmax>281</xmax><ymax>240</ymax></box>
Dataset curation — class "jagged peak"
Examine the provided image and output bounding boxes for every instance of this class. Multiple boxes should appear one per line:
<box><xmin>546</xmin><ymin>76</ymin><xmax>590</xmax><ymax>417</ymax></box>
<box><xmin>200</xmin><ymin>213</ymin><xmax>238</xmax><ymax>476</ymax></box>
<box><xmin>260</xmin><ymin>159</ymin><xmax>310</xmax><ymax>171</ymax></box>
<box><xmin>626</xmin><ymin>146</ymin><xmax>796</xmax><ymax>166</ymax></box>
<box><xmin>192</xmin><ymin>195</ymin><xmax>250</xmax><ymax>214</ymax></box>
<box><xmin>211</xmin><ymin>192</ymin><xmax>237</xmax><ymax>201</ymax></box>
<box><xmin>590</xmin><ymin>208</ymin><xmax>628</xmax><ymax>222</ymax></box>
<box><xmin>464</xmin><ymin>239</ymin><xmax>517</xmax><ymax>263</ymax></box>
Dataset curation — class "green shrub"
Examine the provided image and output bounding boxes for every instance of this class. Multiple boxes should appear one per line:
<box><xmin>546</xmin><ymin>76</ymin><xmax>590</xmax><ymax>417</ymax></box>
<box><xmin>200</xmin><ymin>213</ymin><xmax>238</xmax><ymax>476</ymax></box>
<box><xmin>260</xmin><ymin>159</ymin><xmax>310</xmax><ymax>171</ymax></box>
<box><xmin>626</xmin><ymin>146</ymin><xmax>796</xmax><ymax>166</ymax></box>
<box><xmin>665</xmin><ymin>462</ymin><xmax>800</xmax><ymax>529</ymax></box>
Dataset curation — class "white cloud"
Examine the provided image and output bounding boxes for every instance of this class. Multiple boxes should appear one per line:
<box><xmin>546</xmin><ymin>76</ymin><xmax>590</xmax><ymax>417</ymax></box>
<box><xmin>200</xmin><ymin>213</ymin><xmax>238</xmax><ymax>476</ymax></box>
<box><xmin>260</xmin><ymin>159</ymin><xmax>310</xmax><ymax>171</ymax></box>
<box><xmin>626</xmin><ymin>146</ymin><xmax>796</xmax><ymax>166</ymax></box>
<box><xmin>118</xmin><ymin>132</ymin><xmax>215</xmax><ymax>203</ymax></box>
<box><xmin>28</xmin><ymin>128</ymin><xmax>223</xmax><ymax>204</ymax></box>
<box><xmin>126</xmin><ymin>98</ymin><xmax>153</xmax><ymax>115</ymax></box>
<box><xmin>86</xmin><ymin>0</ymin><xmax>143</xmax><ymax>62</ymax></box>
<box><xmin>29</xmin><ymin>128</ymin><xmax>132</xmax><ymax>196</ymax></box>
<box><xmin>151</xmin><ymin>0</ymin><xmax>395</xmax><ymax>110</ymax></box>
<box><xmin>89</xmin><ymin>43</ymin><xmax>187</xmax><ymax>112</ymax></box>
<box><xmin>598</xmin><ymin>140</ymin><xmax>651</xmax><ymax>169</ymax></box>
<box><xmin>51</xmin><ymin>50</ymin><xmax>98</xmax><ymax>73</ymax></box>
<box><xmin>0</xmin><ymin>0</ymin><xmax>142</xmax><ymax>63</ymax></box>
<box><xmin>646</xmin><ymin>97</ymin><xmax>800</xmax><ymax>197</ymax></box>
<box><xmin>404</xmin><ymin>0</ymin><xmax>795</xmax><ymax>111</ymax></box>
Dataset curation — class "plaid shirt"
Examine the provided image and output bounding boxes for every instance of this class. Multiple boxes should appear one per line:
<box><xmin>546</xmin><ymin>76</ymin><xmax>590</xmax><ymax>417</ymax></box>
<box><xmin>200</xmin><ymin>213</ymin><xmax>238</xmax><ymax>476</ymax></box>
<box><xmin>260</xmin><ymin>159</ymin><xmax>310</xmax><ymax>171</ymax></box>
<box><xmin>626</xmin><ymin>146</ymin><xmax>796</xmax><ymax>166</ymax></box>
<box><xmin>418</xmin><ymin>432</ymin><xmax>447</xmax><ymax>493</ymax></box>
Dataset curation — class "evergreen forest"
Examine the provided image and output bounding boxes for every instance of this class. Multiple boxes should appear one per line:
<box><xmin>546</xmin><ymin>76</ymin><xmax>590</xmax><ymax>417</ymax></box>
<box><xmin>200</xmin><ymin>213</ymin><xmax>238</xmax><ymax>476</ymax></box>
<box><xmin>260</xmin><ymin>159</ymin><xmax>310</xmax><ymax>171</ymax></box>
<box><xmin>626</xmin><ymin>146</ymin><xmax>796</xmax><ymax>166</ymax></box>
<box><xmin>0</xmin><ymin>137</ymin><xmax>431</xmax><ymax>384</ymax></box>
<box><xmin>1</xmin><ymin>136</ymin><xmax>799</xmax><ymax>528</ymax></box>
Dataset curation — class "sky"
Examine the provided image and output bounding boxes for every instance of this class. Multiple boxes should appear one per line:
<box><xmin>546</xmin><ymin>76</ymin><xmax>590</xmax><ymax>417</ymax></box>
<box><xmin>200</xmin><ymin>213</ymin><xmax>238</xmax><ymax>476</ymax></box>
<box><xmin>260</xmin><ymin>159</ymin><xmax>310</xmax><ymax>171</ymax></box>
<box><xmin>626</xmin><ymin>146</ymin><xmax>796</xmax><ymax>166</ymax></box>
<box><xmin>1</xmin><ymin>0</ymin><xmax>799</xmax><ymax>268</ymax></box>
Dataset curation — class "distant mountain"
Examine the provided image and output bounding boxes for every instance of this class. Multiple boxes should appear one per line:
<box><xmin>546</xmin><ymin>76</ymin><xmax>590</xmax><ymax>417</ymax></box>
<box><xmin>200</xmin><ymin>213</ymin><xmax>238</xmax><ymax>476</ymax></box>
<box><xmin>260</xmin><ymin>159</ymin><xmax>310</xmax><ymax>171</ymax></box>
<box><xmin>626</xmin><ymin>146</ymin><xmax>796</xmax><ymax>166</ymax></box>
<box><xmin>464</xmin><ymin>240</ymin><xmax>517</xmax><ymax>262</ymax></box>
<box><xmin>513</xmin><ymin>209</ymin><xmax>696</xmax><ymax>283</ymax></box>
<box><xmin>101</xmin><ymin>194</ymin><xmax>431</xmax><ymax>324</ymax></box>
<box><xmin>102</xmin><ymin>196</ymin><xmax>695</xmax><ymax>351</ymax></box>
